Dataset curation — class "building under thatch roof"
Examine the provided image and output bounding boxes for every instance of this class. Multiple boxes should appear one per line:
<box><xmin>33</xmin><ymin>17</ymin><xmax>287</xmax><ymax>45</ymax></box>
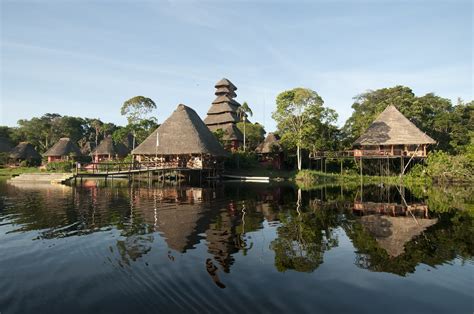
<box><xmin>255</xmin><ymin>133</ymin><xmax>283</xmax><ymax>169</ymax></box>
<box><xmin>353</xmin><ymin>105</ymin><xmax>436</xmax><ymax>157</ymax></box>
<box><xmin>91</xmin><ymin>136</ymin><xmax>130</xmax><ymax>162</ymax></box>
<box><xmin>9</xmin><ymin>142</ymin><xmax>41</xmax><ymax>162</ymax></box>
<box><xmin>0</xmin><ymin>137</ymin><xmax>13</xmax><ymax>153</ymax></box>
<box><xmin>255</xmin><ymin>133</ymin><xmax>281</xmax><ymax>154</ymax></box>
<box><xmin>204</xmin><ymin>78</ymin><xmax>243</xmax><ymax>150</ymax></box>
<box><xmin>132</xmin><ymin>104</ymin><xmax>227</xmax><ymax>169</ymax></box>
<box><xmin>43</xmin><ymin>138</ymin><xmax>82</xmax><ymax>162</ymax></box>
<box><xmin>360</xmin><ymin>215</ymin><xmax>437</xmax><ymax>257</ymax></box>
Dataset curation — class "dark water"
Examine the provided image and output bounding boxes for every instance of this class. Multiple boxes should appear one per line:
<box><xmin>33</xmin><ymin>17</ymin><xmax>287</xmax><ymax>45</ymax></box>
<box><xmin>0</xmin><ymin>179</ymin><xmax>473</xmax><ymax>314</ymax></box>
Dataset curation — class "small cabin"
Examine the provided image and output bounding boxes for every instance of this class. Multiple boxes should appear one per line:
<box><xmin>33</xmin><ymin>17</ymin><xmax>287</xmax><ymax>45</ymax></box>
<box><xmin>9</xmin><ymin>142</ymin><xmax>42</xmax><ymax>165</ymax></box>
<box><xmin>91</xmin><ymin>136</ymin><xmax>129</xmax><ymax>162</ymax></box>
<box><xmin>132</xmin><ymin>104</ymin><xmax>228</xmax><ymax>170</ymax></box>
<box><xmin>353</xmin><ymin>105</ymin><xmax>436</xmax><ymax>157</ymax></box>
<box><xmin>255</xmin><ymin>133</ymin><xmax>283</xmax><ymax>169</ymax></box>
<box><xmin>43</xmin><ymin>138</ymin><xmax>82</xmax><ymax>162</ymax></box>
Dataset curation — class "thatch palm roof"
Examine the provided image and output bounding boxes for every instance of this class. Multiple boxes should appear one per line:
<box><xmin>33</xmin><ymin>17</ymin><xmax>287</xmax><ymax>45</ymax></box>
<box><xmin>92</xmin><ymin>136</ymin><xmax>129</xmax><ymax>157</ymax></box>
<box><xmin>208</xmin><ymin>124</ymin><xmax>244</xmax><ymax>141</ymax></box>
<box><xmin>44</xmin><ymin>138</ymin><xmax>82</xmax><ymax>157</ymax></box>
<box><xmin>0</xmin><ymin>137</ymin><xmax>13</xmax><ymax>153</ymax></box>
<box><xmin>354</xmin><ymin>105</ymin><xmax>436</xmax><ymax>146</ymax></box>
<box><xmin>9</xmin><ymin>142</ymin><xmax>41</xmax><ymax>160</ymax></box>
<box><xmin>212</xmin><ymin>95</ymin><xmax>241</xmax><ymax>106</ymax></box>
<box><xmin>215</xmin><ymin>78</ymin><xmax>237</xmax><ymax>90</ymax></box>
<box><xmin>215</xmin><ymin>87</ymin><xmax>236</xmax><ymax>97</ymax></box>
<box><xmin>207</xmin><ymin>102</ymin><xmax>240</xmax><ymax>115</ymax></box>
<box><xmin>132</xmin><ymin>104</ymin><xmax>228</xmax><ymax>156</ymax></box>
<box><xmin>255</xmin><ymin>133</ymin><xmax>281</xmax><ymax>154</ymax></box>
<box><xmin>204</xmin><ymin>112</ymin><xmax>240</xmax><ymax>125</ymax></box>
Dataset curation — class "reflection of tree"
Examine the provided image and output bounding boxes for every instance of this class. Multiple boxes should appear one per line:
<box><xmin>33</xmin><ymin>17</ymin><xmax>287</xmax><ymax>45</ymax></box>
<box><xmin>345</xmin><ymin>209</ymin><xmax>474</xmax><ymax>276</ymax></box>
<box><xmin>270</xmin><ymin>189</ymin><xmax>340</xmax><ymax>272</ymax></box>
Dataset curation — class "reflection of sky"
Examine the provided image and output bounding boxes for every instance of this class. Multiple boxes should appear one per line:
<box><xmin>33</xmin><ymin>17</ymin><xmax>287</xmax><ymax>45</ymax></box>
<box><xmin>2</xmin><ymin>1</ymin><xmax>472</xmax><ymax>130</ymax></box>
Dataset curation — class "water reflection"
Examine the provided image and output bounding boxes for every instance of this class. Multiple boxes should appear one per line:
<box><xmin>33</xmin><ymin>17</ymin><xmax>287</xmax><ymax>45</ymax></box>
<box><xmin>1</xmin><ymin>180</ymin><xmax>473</xmax><ymax>284</ymax></box>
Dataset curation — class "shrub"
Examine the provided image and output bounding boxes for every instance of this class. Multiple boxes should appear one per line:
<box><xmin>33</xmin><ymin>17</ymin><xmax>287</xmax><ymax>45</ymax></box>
<box><xmin>225</xmin><ymin>151</ymin><xmax>258</xmax><ymax>169</ymax></box>
<box><xmin>46</xmin><ymin>161</ymin><xmax>74</xmax><ymax>172</ymax></box>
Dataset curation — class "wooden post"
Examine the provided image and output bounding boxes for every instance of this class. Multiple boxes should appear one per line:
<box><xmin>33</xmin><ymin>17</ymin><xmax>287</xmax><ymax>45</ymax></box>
<box><xmin>400</xmin><ymin>157</ymin><xmax>405</xmax><ymax>175</ymax></box>
<box><xmin>340</xmin><ymin>159</ymin><xmax>343</xmax><ymax>175</ymax></box>
<box><xmin>360</xmin><ymin>158</ymin><xmax>363</xmax><ymax>177</ymax></box>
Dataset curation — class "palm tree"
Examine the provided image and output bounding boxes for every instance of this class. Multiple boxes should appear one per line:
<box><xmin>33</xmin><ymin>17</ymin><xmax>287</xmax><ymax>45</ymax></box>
<box><xmin>237</xmin><ymin>102</ymin><xmax>253</xmax><ymax>151</ymax></box>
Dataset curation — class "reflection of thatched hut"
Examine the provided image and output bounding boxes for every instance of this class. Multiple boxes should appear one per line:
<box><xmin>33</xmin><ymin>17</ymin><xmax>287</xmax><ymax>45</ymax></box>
<box><xmin>204</xmin><ymin>78</ymin><xmax>243</xmax><ymax>151</ymax></box>
<box><xmin>255</xmin><ymin>133</ymin><xmax>283</xmax><ymax>169</ymax></box>
<box><xmin>92</xmin><ymin>136</ymin><xmax>129</xmax><ymax>162</ymax></box>
<box><xmin>132</xmin><ymin>104</ymin><xmax>228</xmax><ymax>170</ymax></box>
<box><xmin>353</xmin><ymin>105</ymin><xmax>436</xmax><ymax>157</ymax></box>
<box><xmin>43</xmin><ymin>138</ymin><xmax>82</xmax><ymax>162</ymax></box>
<box><xmin>9</xmin><ymin>142</ymin><xmax>41</xmax><ymax>164</ymax></box>
<box><xmin>360</xmin><ymin>215</ymin><xmax>437</xmax><ymax>257</ymax></box>
<box><xmin>0</xmin><ymin>137</ymin><xmax>13</xmax><ymax>153</ymax></box>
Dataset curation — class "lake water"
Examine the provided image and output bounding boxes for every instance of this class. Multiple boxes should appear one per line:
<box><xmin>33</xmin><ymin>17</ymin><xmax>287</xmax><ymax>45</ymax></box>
<box><xmin>0</xmin><ymin>179</ymin><xmax>472</xmax><ymax>313</ymax></box>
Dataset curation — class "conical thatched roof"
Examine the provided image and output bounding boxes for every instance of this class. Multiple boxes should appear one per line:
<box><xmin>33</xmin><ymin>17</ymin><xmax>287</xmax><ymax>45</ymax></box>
<box><xmin>212</xmin><ymin>95</ymin><xmax>241</xmax><ymax>106</ymax></box>
<box><xmin>215</xmin><ymin>87</ymin><xmax>236</xmax><ymax>97</ymax></box>
<box><xmin>354</xmin><ymin>105</ymin><xmax>436</xmax><ymax>146</ymax></box>
<box><xmin>360</xmin><ymin>215</ymin><xmax>437</xmax><ymax>257</ymax></box>
<box><xmin>207</xmin><ymin>124</ymin><xmax>244</xmax><ymax>141</ymax></box>
<box><xmin>9</xmin><ymin>142</ymin><xmax>41</xmax><ymax>160</ymax></box>
<box><xmin>215</xmin><ymin>78</ymin><xmax>237</xmax><ymax>90</ymax></box>
<box><xmin>92</xmin><ymin>136</ymin><xmax>129</xmax><ymax>157</ymax></box>
<box><xmin>207</xmin><ymin>102</ymin><xmax>240</xmax><ymax>115</ymax></box>
<box><xmin>132</xmin><ymin>104</ymin><xmax>228</xmax><ymax>156</ymax></box>
<box><xmin>204</xmin><ymin>112</ymin><xmax>240</xmax><ymax>125</ymax></box>
<box><xmin>255</xmin><ymin>133</ymin><xmax>281</xmax><ymax>154</ymax></box>
<box><xmin>0</xmin><ymin>137</ymin><xmax>13</xmax><ymax>153</ymax></box>
<box><xmin>44</xmin><ymin>138</ymin><xmax>82</xmax><ymax>157</ymax></box>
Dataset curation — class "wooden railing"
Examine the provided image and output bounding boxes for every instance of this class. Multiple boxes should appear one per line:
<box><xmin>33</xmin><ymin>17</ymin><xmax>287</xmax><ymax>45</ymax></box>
<box><xmin>310</xmin><ymin>149</ymin><xmax>427</xmax><ymax>159</ymax></box>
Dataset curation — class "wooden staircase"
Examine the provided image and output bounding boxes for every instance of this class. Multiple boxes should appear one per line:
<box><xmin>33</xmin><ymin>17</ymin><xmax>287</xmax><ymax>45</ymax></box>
<box><xmin>8</xmin><ymin>173</ymin><xmax>75</xmax><ymax>184</ymax></box>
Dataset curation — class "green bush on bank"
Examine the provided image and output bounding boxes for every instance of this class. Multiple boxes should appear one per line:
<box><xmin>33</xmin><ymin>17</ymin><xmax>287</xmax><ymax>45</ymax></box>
<box><xmin>407</xmin><ymin>151</ymin><xmax>473</xmax><ymax>183</ymax></box>
<box><xmin>225</xmin><ymin>151</ymin><xmax>259</xmax><ymax>169</ymax></box>
<box><xmin>46</xmin><ymin>161</ymin><xmax>74</xmax><ymax>172</ymax></box>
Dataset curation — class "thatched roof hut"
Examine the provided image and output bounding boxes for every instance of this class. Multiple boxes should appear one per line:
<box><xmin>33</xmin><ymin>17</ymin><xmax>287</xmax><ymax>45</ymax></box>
<box><xmin>43</xmin><ymin>138</ymin><xmax>82</xmax><ymax>160</ymax></box>
<box><xmin>92</xmin><ymin>136</ymin><xmax>129</xmax><ymax>159</ymax></box>
<box><xmin>360</xmin><ymin>215</ymin><xmax>437</xmax><ymax>257</ymax></box>
<box><xmin>204</xmin><ymin>78</ymin><xmax>243</xmax><ymax>150</ymax></box>
<box><xmin>132</xmin><ymin>104</ymin><xmax>227</xmax><ymax>157</ymax></box>
<box><xmin>354</xmin><ymin>105</ymin><xmax>436</xmax><ymax>146</ymax></box>
<box><xmin>255</xmin><ymin>133</ymin><xmax>281</xmax><ymax>154</ymax></box>
<box><xmin>0</xmin><ymin>137</ymin><xmax>13</xmax><ymax>153</ymax></box>
<box><xmin>9</xmin><ymin>142</ymin><xmax>41</xmax><ymax>161</ymax></box>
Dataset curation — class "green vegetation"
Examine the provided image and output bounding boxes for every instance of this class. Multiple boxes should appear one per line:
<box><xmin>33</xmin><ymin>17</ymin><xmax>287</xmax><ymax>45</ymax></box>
<box><xmin>45</xmin><ymin>161</ymin><xmax>74</xmax><ymax>172</ymax></box>
<box><xmin>120</xmin><ymin>95</ymin><xmax>157</xmax><ymax>150</ymax></box>
<box><xmin>272</xmin><ymin>88</ymin><xmax>338</xmax><ymax>170</ymax></box>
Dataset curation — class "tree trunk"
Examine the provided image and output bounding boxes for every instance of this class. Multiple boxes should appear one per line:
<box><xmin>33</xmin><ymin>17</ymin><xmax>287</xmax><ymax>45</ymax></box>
<box><xmin>132</xmin><ymin>131</ymin><xmax>136</xmax><ymax>150</ymax></box>
<box><xmin>297</xmin><ymin>145</ymin><xmax>302</xmax><ymax>171</ymax></box>
<box><xmin>243</xmin><ymin>121</ymin><xmax>246</xmax><ymax>151</ymax></box>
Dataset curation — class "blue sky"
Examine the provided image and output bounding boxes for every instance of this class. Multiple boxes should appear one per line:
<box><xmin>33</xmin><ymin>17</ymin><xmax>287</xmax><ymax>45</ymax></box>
<box><xmin>1</xmin><ymin>0</ymin><xmax>472</xmax><ymax>131</ymax></box>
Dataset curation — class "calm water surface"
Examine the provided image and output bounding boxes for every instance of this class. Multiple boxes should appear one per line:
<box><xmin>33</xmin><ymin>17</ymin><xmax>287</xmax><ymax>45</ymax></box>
<box><xmin>0</xmin><ymin>179</ymin><xmax>472</xmax><ymax>313</ymax></box>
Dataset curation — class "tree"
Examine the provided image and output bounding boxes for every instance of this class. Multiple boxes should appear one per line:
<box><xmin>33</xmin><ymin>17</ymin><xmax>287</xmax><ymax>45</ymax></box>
<box><xmin>272</xmin><ymin>88</ymin><xmax>333</xmax><ymax>170</ymax></box>
<box><xmin>237</xmin><ymin>102</ymin><xmax>253</xmax><ymax>151</ymax></box>
<box><xmin>90</xmin><ymin>119</ymin><xmax>103</xmax><ymax>148</ymax></box>
<box><xmin>121</xmin><ymin>96</ymin><xmax>157</xmax><ymax>149</ymax></box>
<box><xmin>236</xmin><ymin>122</ymin><xmax>265</xmax><ymax>151</ymax></box>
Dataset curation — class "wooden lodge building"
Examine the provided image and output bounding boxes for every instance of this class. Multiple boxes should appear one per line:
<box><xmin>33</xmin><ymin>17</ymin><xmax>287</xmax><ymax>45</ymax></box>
<box><xmin>204</xmin><ymin>78</ymin><xmax>243</xmax><ymax>151</ymax></box>
<box><xmin>255</xmin><ymin>132</ymin><xmax>283</xmax><ymax>169</ymax></box>
<box><xmin>92</xmin><ymin>135</ymin><xmax>129</xmax><ymax>162</ymax></box>
<box><xmin>9</xmin><ymin>142</ymin><xmax>41</xmax><ymax>164</ymax></box>
<box><xmin>43</xmin><ymin>137</ymin><xmax>82</xmax><ymax>162</ymax></box>
<box><xmin>132</xmin><ymin>104</ymin><xmax>228</xmax><ymax>170</ymax></box>
<box><xmin>353</xmin><ymin>105</ymin><xmax>436</xmax><ymax>158</ymax></box>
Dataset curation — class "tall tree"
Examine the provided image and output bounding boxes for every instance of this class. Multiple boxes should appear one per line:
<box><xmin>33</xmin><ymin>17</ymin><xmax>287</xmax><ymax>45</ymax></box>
<box><xmin>273</xmin><ymin>88</ymin><xmax>333</xmax><ymax>170</ymax></box>
<box><xmin>90</xmin><ymin>119</ymin><xmax>103</xmax><ymax>148</ymax></box>
<box><xmin>237</xmin><ymin>101</ymin><xmax>253</xmax><ymax>151</ymax></box>
<box><xmin>121</xmin><ymin>96</ymin><xmax>157</xmax><ymax>149</ymax></box>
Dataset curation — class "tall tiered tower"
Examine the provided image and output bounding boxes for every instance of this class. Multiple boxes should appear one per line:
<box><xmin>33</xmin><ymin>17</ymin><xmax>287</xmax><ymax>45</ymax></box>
<box><xmin>204</xmin><ymin>78</ymin><xmax>243</xmax><ymax>151</ymax></box>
